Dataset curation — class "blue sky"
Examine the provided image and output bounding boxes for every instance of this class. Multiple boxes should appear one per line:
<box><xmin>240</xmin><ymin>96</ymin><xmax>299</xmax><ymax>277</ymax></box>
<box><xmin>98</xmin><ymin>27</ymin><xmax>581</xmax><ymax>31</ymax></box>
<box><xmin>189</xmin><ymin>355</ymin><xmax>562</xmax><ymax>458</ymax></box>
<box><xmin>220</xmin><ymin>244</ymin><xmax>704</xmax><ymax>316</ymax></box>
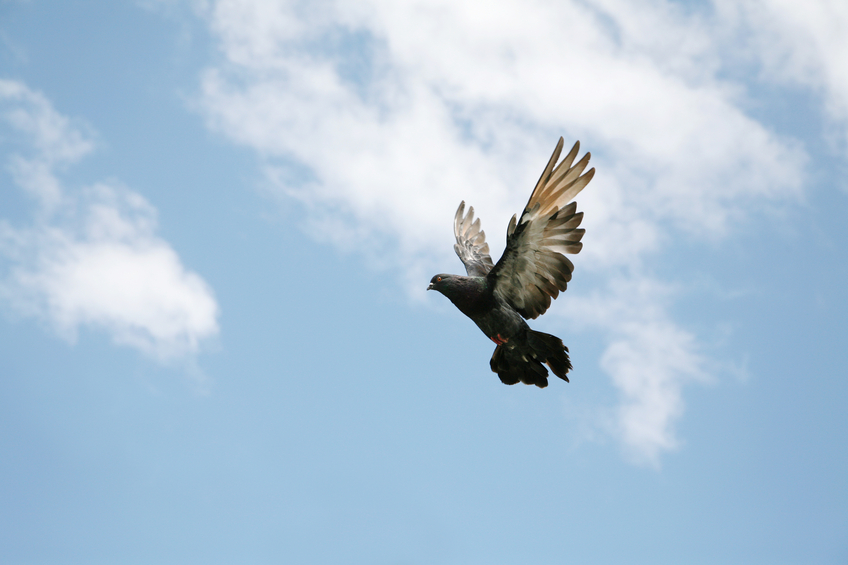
<box><xmin>1</xmin><ymin>0</ymin><xmax>846</xmax><ymax>563</ymax></box>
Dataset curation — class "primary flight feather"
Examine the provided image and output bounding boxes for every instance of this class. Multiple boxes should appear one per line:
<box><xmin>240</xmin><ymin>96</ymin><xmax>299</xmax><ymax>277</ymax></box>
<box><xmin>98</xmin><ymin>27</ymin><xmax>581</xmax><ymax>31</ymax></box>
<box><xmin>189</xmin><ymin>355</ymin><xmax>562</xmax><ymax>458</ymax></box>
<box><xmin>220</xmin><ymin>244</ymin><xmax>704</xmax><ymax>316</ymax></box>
<box><xmin>428</xmin><ymin>137</ymin><xmax>594</xmax><ymax>388</ymax></box>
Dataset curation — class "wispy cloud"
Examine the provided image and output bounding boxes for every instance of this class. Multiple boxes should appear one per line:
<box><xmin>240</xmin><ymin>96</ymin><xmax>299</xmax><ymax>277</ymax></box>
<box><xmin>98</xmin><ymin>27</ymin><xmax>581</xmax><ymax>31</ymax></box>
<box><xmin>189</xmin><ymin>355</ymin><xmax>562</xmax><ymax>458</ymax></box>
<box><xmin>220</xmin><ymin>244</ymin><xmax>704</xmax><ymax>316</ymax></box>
<box><xmin>563</xmin><ymin>277</ymin><xmax>709</xmax><ymax>465</ymax></box>
<box><xmin>0</xmin><ymin>79</ymin><xmax>219</xmax><ymax>362</ymax></box>
<box><xmin>715</xmin><ymin>0</ymin><xmax>848</xmax><ymax>148</ymax></box>
<box><xmin>191</xmin><ymin>0</ymin><xmax>816</xmax><ymax>464</ymax></box>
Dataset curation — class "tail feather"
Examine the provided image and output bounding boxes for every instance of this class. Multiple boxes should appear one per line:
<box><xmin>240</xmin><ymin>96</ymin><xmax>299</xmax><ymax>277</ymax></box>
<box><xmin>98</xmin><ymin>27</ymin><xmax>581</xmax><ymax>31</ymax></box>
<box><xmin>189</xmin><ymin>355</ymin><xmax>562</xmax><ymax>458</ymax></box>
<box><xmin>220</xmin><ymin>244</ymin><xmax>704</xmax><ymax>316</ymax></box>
<box><xmin>489</xmin><ymin>330</ymin><xmax>571</xmax><ymax>389</ymax></box>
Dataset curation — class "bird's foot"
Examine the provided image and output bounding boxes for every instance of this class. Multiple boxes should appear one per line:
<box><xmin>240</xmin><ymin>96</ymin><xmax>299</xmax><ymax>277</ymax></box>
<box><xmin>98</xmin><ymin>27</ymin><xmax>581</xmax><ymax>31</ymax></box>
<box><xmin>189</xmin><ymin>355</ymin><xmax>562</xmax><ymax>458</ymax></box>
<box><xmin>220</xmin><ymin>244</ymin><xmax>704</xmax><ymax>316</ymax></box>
<box><xmin>490</xmin><ymin>334</ymin><xmax>509</xmax><ymax>345</ymax></box>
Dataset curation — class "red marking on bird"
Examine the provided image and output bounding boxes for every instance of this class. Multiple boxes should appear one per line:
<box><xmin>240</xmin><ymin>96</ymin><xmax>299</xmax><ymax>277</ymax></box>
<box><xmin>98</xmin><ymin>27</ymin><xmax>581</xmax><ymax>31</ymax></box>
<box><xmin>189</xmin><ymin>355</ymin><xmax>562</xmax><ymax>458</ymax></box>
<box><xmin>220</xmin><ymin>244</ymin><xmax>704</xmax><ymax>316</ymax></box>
<box><xmin>490</xmin><ymin>334</ymin><xmax>509</xmax><ymax>345</ymax></box>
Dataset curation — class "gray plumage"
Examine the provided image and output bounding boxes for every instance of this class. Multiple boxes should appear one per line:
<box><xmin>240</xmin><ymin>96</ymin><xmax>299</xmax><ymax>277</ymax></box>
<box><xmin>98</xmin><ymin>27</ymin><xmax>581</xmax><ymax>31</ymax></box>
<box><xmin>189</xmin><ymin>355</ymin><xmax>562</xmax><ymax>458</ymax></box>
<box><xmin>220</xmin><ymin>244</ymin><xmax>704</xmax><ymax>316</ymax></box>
<box><xmin>428</xmin><ymin>137</ymin><xmax>595</xmax><ymax>388</ymax></box>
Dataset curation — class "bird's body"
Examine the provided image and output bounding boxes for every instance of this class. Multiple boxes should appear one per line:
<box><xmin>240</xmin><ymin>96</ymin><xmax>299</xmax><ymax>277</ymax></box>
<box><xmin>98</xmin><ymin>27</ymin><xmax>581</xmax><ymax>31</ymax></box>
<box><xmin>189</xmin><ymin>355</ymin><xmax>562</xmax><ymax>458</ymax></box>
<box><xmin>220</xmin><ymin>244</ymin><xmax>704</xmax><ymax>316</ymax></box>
<box><xmin>428</xmin><ymin>138</ymin><xmax>594</xmax><ymax>388</ymax></box>
<box><xmin>432</xmin><ymin>274</ymin><xmax>527</xmax><ymax>343</ymax></box>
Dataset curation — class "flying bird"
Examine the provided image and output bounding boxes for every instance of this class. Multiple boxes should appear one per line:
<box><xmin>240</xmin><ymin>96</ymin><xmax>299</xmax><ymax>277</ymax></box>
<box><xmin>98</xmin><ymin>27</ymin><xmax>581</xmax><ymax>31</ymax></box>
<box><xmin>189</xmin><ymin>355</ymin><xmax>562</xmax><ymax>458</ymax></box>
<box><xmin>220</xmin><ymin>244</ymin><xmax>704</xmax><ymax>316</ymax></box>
<box><xmin>428</xmin><ymin>138</ymin><xmax>594</xmax><ymax>388</ymax></box>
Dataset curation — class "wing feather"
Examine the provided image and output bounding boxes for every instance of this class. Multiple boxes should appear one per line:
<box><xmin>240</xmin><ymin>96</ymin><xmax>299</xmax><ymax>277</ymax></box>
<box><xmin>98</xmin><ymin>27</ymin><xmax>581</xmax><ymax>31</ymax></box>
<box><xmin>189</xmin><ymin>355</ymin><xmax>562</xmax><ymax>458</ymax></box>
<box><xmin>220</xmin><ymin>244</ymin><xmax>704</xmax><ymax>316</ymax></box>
<box><xmin>453</xmin><ymin>201</ymin><xmax>495</xmax><ymax>277</ymax></box>
<box><xmin>489</xmin><ymin>138</ymin><xmax>594</xmax><ymax>319</ymax></box>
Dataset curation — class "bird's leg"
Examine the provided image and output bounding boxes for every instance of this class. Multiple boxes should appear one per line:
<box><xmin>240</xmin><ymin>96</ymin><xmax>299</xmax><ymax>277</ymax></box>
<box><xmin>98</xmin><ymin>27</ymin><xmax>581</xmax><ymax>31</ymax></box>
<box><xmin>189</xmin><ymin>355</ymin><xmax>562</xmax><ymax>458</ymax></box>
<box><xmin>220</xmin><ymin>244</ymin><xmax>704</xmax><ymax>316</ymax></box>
<box><xmin>490</xmin><ymin>334</ymin><xmax>509</xmax><ymax>345</ymax></box>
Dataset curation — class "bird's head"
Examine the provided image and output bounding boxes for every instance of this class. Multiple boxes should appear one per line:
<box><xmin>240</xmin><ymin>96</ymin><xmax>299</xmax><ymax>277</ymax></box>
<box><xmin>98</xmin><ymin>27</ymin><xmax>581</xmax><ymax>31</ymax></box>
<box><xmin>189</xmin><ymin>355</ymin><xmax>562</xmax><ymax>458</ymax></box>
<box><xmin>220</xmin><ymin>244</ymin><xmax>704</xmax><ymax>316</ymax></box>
<box><xmin>427</xmin><ymin>274</ymin><xmax>452</xmax><ymax>295</ymax></box>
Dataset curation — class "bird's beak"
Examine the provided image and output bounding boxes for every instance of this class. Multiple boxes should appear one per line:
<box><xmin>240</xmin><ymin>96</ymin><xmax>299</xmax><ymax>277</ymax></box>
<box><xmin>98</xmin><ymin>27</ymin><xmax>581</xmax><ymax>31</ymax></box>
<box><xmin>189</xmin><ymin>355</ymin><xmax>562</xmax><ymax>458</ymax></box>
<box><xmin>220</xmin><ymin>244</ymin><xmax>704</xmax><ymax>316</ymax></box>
<box><xmin>427</xmin><ymin>283</ymin><xmax>434</xmax><ymax>290</ymax></box>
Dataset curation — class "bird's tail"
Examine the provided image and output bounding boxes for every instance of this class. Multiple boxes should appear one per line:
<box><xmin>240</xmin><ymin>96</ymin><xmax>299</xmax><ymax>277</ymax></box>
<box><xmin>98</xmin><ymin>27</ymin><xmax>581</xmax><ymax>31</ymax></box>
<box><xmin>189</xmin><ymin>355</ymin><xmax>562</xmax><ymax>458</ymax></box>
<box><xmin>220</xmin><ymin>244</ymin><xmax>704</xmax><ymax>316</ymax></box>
<box><xmin>489</xmin><ymin>330</ymin><xmax>571</xmax><ymax>389</ymax></box>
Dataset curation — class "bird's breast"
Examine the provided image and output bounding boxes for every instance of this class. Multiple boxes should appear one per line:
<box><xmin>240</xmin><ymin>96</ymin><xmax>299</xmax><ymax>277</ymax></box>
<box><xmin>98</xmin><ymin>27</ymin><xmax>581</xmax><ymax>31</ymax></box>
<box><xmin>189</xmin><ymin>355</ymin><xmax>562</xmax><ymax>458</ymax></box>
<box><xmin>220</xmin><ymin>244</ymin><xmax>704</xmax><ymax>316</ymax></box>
<box><xmin>470</xmin><ymin>302</ymin><xmax>528</xmax><ymax>343</ymax></box>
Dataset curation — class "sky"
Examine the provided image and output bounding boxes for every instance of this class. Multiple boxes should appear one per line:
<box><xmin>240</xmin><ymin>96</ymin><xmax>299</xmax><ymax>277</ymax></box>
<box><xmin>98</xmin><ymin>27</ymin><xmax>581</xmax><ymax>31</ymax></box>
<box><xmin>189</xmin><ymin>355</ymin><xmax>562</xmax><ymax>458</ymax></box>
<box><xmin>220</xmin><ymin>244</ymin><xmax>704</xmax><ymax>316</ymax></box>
<box><xmin>0</xmin><ymin>0</ymin><xmax>846</xmax><ymax>563</ymax></box>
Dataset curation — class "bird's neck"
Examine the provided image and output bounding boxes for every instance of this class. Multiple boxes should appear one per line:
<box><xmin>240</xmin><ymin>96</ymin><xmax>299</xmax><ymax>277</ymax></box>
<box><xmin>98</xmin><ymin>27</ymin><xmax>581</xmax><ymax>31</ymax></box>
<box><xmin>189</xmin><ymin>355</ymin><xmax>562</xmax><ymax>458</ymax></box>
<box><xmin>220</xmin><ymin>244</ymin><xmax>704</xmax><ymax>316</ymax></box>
<box><xmin>445</xmin><ymin>276</ymin><xmax>491</xmax><ymax>316</ymax></box>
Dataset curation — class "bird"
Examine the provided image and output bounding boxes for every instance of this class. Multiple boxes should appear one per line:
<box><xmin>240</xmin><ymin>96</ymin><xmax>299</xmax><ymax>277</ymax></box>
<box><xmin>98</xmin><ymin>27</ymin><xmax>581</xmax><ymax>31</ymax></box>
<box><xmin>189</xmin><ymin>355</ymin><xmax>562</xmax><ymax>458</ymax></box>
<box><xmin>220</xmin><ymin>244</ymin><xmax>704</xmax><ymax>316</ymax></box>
<box><xmin>428</xmin><ymin>137</ymin><xmax>594</xmax><ymax>388</ymax></box>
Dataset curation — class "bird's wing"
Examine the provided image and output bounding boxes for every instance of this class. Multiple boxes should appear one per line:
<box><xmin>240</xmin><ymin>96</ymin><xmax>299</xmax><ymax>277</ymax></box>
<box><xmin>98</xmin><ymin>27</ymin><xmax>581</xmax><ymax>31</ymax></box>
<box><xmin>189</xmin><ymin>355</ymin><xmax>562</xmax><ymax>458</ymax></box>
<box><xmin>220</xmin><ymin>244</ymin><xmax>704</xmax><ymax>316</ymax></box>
<box><xmin>453</xmin><ymin>200</ymin><xmax>495</xmax><ymax>276</ymax></box>
<box><xmin>489</xmin><ymin>137</ymin><xmax>594</xmax><ymax>319</ymax></box>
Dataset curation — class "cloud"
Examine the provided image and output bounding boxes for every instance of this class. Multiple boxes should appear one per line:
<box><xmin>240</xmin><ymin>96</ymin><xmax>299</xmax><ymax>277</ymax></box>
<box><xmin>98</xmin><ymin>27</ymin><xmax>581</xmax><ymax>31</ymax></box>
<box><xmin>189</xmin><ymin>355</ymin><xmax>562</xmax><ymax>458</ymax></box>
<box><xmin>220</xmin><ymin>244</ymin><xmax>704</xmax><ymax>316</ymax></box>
<box><xmin>192</xmin><ymin>0</ymin><xmax>808</xmax><ymax>463</ymax></box>
<box><xmin>714</xmin><ymin>0</ymin><xmax>848</xmax><ymax>145</ymax></box>
<box><xmin>0</xmin><ymin>79</ymin><xmax>219</xmax><ymax>361</ymax></box>
<box><xmin>563</xmin><ymin>277</ymin><xmax>709</xmax><ymax>466</ymax></box>
<box><xmin>0</xmin><ymin>79</ymin><xmax>93</xmax><ymax>210</ymax></box>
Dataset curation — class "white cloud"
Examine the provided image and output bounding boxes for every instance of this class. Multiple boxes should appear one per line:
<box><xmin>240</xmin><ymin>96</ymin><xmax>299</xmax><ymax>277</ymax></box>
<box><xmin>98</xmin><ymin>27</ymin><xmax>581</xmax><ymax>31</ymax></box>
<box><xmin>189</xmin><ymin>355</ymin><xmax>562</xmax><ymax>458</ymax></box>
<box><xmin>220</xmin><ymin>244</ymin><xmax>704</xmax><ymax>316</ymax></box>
<box><xmin>714</xmin><ymin>0</ymin><xmax>848</xmax><ymax>150</ymax></box>
<box><xmin>0</xmin><ymin>79</ymin><xmax>93</xmax><ymax>210</ymax></box>
<box><xmin>563</xmin><ymin>277</ymin><xmax>709</xmax><ymax>466</ymax></box>
<box><xmin>0</xmin><ymin>79</ymin><xmax>219</xmax><ymax>361</ymax></box>
<box><xmin>192</xmin><ymin>0</ymin><xmax>809</xmax><ymax>463</ymax></box>
<box><xmin>738</xmin><ymin>2</ymin><xmax>848</xmax><ymax>100</ymax></box>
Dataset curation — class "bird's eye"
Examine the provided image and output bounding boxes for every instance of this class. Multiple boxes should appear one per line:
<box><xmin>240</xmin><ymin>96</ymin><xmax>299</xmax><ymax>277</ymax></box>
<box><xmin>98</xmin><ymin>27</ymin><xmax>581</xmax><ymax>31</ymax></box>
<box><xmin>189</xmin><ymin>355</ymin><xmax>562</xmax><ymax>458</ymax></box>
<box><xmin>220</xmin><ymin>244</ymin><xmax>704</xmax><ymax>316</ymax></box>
<box><xmin>437</xmin><ymin>276</ymin><xmax>442</xmax><ymax>282</ymax></box>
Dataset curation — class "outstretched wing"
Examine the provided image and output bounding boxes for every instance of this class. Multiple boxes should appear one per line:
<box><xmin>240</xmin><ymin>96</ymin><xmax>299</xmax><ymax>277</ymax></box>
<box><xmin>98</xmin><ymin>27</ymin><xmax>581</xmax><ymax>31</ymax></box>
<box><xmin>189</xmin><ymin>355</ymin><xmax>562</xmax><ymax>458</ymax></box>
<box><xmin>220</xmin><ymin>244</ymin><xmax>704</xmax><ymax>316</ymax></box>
<box><xmin>453</xmin><ymin>200</ymin><xmax>495</xmax><ymax>276</ymax></box>
<box><xmin>489</xmin><ymin>138</ymin><xmax>594</xmax><ymax>319</ymax></box>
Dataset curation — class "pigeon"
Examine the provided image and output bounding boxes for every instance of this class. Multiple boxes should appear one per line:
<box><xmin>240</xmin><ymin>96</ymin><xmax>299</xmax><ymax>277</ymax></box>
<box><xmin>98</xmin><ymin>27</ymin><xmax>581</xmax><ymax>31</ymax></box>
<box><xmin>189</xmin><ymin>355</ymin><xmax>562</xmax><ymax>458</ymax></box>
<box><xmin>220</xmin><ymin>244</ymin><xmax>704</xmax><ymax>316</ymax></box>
<box><xmin>428</xmin><ymin>138</ymin><xmax>595</xmax><ymax>388</ymax></box>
